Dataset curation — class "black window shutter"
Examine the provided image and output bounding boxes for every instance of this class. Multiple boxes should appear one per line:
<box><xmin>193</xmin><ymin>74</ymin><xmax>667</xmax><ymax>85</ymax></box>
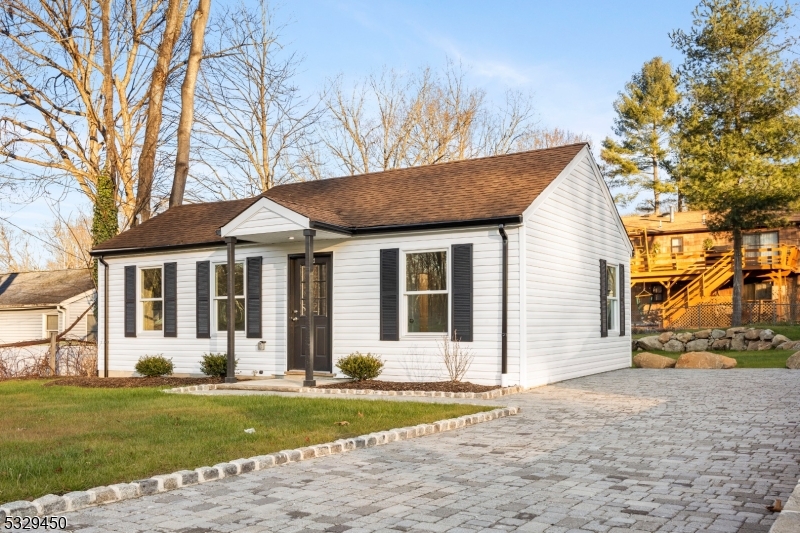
<box><xmin>380</xmin><ymin>248</ymin><xmax>399</xmax><ymax>341</ymax></box>
<box><xmin>600</xmin><ymin>259</ymin><xmax>608</xmax><ymax>338</ymax></box>
<box><xmin>164</xmin><ymin>262</ymin><xmax>177</xmax><ymax>337</ymax></box>
<box><xmin>619</xmin><ymin>263</ymin><xmax>626</xmax><ymax>336</ymax></box>
<box><xmin>451</xmin><ymin>244</ymin><xmax>473</xmax><ymax>342</ymax></box>
<box><xmin>246</xmin><ymin>256</ymin><xmax>262</xmax><ymax>338</ymax></box>
<box><xmin>196</xmin><ymin>261</ymin><xmax>211</xmax><ymax>339</ymax></box>
<box><xmin>124</xmin><ymin>265</ymin><xmax>136</xmax><ymax>337</ymax></box>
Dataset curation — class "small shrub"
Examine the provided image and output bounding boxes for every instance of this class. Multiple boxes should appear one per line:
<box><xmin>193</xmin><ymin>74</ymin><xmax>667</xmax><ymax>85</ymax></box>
<box><xmin>200</xmin><ymin>353</ymin><xmax>237</xmax><ymax>378</ymax></box>
<box><xmin>135</xmin><ymin>355</ymin><xmax>173</xmax><ymax>377</ymax></box>
<box><xmin>439</xmin><ymin>333</ymin><xmax>474</xmax><ymax>382</ymax></box>
<box><xmin>336</xmin><ymin>352</ymin><xmax>384</xmax><ymax>381</ymax></box>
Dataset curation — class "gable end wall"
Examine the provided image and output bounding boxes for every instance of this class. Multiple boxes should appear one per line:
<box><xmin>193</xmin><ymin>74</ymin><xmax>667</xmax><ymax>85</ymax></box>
<box><xmin>524</xmin><ymin>151</ymin><xmax>631</xmax><ymax>387</ymax></box>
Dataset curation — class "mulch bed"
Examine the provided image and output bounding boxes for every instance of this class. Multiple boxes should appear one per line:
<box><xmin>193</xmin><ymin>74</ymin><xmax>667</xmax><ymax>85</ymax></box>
<box><xmin>43</xmin><ymin>376</ymin><xmax>223</xmax><ymax>389</ymax></box>
<box><xmin>317</xmin><ymin>380</ymin><xmax>500</xmax><ymax>393</ymax></box>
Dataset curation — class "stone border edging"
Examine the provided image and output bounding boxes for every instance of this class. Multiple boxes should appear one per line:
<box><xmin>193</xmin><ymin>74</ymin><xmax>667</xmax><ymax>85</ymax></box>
<box><xmin>0</xmin><ymin>406</ymin><xmax>519</xmax><ymax>519</ymax></box>
<box><xmin>166</xmin><ymin>383</ymin><xmax>525</xmax><ymax>399</ymax></box>
<box><xmin>770</xmin><ymin>477</ymin><xmax>800</xmax><ymax>532</ymax></box>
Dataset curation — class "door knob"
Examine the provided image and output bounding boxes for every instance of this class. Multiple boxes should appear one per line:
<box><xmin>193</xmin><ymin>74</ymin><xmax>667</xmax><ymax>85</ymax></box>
<box><xmin>291</xmin><ymin>317</ymin><xmax>298</xmax><ymax>322</ymax></box>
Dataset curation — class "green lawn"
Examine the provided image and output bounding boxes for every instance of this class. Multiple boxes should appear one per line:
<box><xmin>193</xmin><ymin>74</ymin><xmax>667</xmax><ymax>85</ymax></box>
<box><xmin>0</xmin><ymin>381</ymin><xmax>492</xmax><ymax>504</ymax></box>
<box><xmin>633</xmin><ymin>349</ymin><xmax>793</xmax><ymax>368</ymax></box>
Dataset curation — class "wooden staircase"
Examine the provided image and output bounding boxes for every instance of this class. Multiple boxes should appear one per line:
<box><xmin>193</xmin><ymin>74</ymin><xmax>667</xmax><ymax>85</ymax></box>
<box><xmin>661</xmin><ymin>250</ymin><xmax>734</xmax><ymax>326</ymax></box>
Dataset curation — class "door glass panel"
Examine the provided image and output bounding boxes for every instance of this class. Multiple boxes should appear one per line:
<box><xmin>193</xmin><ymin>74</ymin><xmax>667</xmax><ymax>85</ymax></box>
<box><xmin>407</xmin><ymin>294</ymin><xmax>448</xmax><ymax>332</ymax></box>
<box><xmin>300</xmin><ymin>263</ymin><xmax>326</xmax><ymax>316</ymax></box>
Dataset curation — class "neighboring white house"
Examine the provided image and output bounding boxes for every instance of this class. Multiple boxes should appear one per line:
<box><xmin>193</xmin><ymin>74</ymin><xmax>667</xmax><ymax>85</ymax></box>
<box><xmin>92</xmin><ymin>143</ymin><xmax>632</xmax><ymax>387</ymax></box>
<box><xmin>0</xmin><ymin>269</ymin><xmax>96</xmax><ymax>346</ymax></box>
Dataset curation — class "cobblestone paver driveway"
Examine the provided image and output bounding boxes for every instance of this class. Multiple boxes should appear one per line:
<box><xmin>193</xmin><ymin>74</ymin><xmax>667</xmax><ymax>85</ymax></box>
<box><xmin>64</xmin><ymin>369</ymin><xmax>800</xmax><ymax>533</ymax></box>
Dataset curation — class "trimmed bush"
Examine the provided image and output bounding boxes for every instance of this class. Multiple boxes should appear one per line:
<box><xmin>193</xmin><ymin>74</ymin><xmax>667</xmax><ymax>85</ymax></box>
<box><xmin>336</xmin><ymin>352</ymin><xmax>384</xmax><ymax>381</ymax></box>
<box><xmin>200</xmin><ymin>353</ymin><xmax>237</xmax><ymax>378</ymax></box>
<box><xmin>135</xmin><ymin>355</ymin><xmax>173</xmax><ymax>377</ymax></box>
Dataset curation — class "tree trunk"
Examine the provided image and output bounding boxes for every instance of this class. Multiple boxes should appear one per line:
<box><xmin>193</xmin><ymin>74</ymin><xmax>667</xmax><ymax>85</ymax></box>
<box><xmin>133</xmin><ymin>0</ymin><xmax>187</xmax><ymax>224</ymax></box>
<box><xmin>170</xmin><ymin>0</ymin><xmax>211</xmax><ymax>208</ymax></box>
<box><xmin>652</xmin><ymin>157</ymin><xmax>660</xmax><ymax>216</ymax></box>
<box><xmin>100</xmin><ymin>0</ymin><xmax>118</xmax><ymax>194</ymax></box>
<box><xmin>732</xmin><ymin>227</ymin><xmax>743</xmax><ymax>326</ymax></box>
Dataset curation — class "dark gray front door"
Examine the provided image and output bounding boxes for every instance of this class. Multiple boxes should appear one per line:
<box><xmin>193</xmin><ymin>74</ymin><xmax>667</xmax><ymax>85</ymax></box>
<box><xmin>288</xmin><ymin>254</ymin><xmax>332</xmax><ymax>372</ymax></box>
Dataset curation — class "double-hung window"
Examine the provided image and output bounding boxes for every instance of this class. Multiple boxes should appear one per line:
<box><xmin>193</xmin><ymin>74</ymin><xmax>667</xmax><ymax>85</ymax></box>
<box><xmin>404</xmin><ymin>250</ymin><xmax>448</xmax><ymax>334</ymax></box>
<box><xmin>140</xmin><ymin>267</ymin><xmax>163</xmax><ymax>331</ymax></box>
<box><xmin>215</xmin><ymin>262</ymin><xmax>245</xmax><ymax>331</ymax></box>
<box><xmin>606</xmin><ymin>264</ymin><xmax>618</xmax><ymax>331</ymax></box>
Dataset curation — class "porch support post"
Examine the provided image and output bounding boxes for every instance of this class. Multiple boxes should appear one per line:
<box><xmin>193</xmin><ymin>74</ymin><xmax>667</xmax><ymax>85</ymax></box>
<box><xmin>303</xmin><ymin>229</ymin><xmax>316</xmax><ymax>387</ymax></box>
<box><xmin>225</xmin><ymin>236</ymin><xmax>237</xmax><ymax>383</ymax></box>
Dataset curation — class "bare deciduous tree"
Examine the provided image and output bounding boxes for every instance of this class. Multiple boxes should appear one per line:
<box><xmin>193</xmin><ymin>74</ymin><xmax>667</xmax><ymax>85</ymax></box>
<box><xmin>188</xmin><ymin>2</ymin><xmax>321</xmax><ymax>200</ymax></box>
<box><xmin>311</xmin><ymin>61</ymin><xmax>591</xmax><ymax>179</ymax></box>
<box><xmin>170</xmin><ymin>0</ymin><xmax>211</xmax><ymax>207</ymax></box>
<box><xmin>45</xmin><ymin>213</ymin><xmax>93</xmax><ymax>271</ymax></box>
<box><xmin>0</xmin><ymin>223</ymin><xmax>39</xmax><ymax>272</ymax></box>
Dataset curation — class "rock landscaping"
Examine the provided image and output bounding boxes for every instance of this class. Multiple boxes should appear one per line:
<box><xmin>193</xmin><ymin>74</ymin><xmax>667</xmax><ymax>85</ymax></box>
<box><xmin>787</xmin><ymin>351</ymin><xmax>800</xmax><ymax>369</ymax></box>
<box><xmin>633</xmin><ymin>351</ymin><xmax>737</xmax><ymax>369</ymax></box>
<box><xmin>635</xmin><ymin>327</ymin><xmax>800</xmax><ymax>352</ymax></box>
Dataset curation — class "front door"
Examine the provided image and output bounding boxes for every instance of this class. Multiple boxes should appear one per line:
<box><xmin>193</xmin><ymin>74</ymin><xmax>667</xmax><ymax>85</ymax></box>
<box><xmin>288</xmin><ymin>254</ymin><xmax>332</xmax><ymax>372</ymax></box>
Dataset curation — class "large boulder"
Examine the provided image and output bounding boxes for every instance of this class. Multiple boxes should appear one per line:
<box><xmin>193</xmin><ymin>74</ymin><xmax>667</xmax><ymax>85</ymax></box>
<box><xmin>771</xmin><ymin>334</ymin><xmax>790</xmax><ymax>348</ymax></box>
<box><xmin>726</xmin><ymin>327</ymin><xmax>747</xmax><ymax>338</ymax></box>
<box><xmin>744</xmin><ymin>328</ymin><xmax>762</xmax><ymax>340</ymax></box>
<box><xmin>756</xmin><ymin>340</ymin><xmax>773</xmax><ymax>351</ymax></box>
<box><xmin>637</xmin><ymin>336</ymin><xmax>664</xmax><ymax>351</ymax></box>
<box><xmin>694</xmin><ymin>329</ymin><xmax>712</xmax><ymax>339</ymax></box>
<box><xmin>787</xmin><ymin>351</ymin><xmax>800</xmax><ymax>370</ymax></box>
<box><xmin>676</xmin><ymin>351</ymin><xmax>738</xmax><ymax>369</ymax></box>
<box><xmin>759</xmin><ymin>329</ymin><xmax>775</xmax><ymax>341</ymax></box>
<box><xmin>675</xmin><ymin>332</ymin><xmax>695</xmax><ymax>343</ymax></box>
<box><xmin>711</xmin><ymin>329</ymin><xmax>727</xmax><ymax>340</ymax></box>
<box><xmin>730</xmin><ymin>334</ymin><xmax>747</xmax><ymax>351</ymax></box>
<box><xmin>663</xmin><ymin>339</ymin><xmax>685</xmax><ymax>352</ymax></box>
<box><xmin>633</xmin><ymin>352</ymin><xmax>677</xmax><ymax>369</ymax></box>
<box><xmin>686</xmin><ymin>338</ymin><xmax>710</xmax><ymax>352</ymax></box>
<box><xmin>778</xmin><ymin>340</ymin><xmax>797</xmax><ymax>350</ymax></box>
<box><xmin>747</xmin><ymin>340</ymin><xmax>760</xmax><ymax>351</ymax></box>
<box><xmin>658</xmin><ymin>331</ymin><xmax>674</xmax><ymax>344</ymax></box>
<box><xmin>711</xmin><ymin>338</ymin><xmax>731</xmax><ymax>350</ymax></box>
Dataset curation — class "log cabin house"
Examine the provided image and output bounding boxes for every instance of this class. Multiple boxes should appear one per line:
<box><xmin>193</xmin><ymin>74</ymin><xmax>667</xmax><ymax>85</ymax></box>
<box><xmin>621</xmin><ymin>210</ymin><xmax>800</xmax><ymax>329</ymax></box>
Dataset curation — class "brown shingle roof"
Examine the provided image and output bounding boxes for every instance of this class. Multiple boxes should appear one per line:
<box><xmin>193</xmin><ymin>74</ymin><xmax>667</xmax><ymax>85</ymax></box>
<box><xmin>0</xmin><ymin>269</ymin><xmax>94</xmax><ymax>308</ymax></box>
<box><xmin>93</xmin><ymin>197</ymin><xmax>260</xmax><ymax>252</ymax></box>
<box><xmin>93</xmin><ymin>143</ymin><xmax>586</xmax><ymax>253</ymax></box>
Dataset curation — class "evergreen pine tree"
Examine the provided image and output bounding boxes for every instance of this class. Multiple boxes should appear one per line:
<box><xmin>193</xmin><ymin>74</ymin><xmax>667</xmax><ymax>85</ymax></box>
<box><xmin>671</xmin><ymin>0</ymin><xmax>800</xmax><ymax>326</ymax></box>
<box><xmin>601</xmin><ymin>57</ymin><xmax>680</xmax><ymax>215</ymax></box>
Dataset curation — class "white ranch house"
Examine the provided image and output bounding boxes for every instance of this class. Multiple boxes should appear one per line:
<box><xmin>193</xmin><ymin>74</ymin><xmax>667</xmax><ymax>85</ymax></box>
<box><xmin>92</xmin><ymin>143</ymin><xmax>632</xmax><ymax>387</ymax></box>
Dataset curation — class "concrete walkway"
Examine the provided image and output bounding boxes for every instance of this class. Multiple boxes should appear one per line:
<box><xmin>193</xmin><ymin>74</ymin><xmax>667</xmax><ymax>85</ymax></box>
<box><xmin>61</xmin><ymin>369</ymin><xmax>799</xmax><ymax>533</ymax></box>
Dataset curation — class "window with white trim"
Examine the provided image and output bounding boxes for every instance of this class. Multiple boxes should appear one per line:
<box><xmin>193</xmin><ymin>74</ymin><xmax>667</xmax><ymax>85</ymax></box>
<box><xmin>45</xmin><ymin>314</ymin><xmax>59</xmax><ymax>335</ymax></box>
<box><xmin>606</xmin><ymin>264</ymin><xmax>618</xmax><ymax>331</ymax></box>
<box><xmin>215</xmin><ymin>262</ymin><xmax>245</xmax><ymax>331</ymax></box>
<box><xmin>140</xmin><ymin>267</ymin><xmax>163</xmax><ymax>331</ymax></box>
<box><xmin>404</xmin><ymin>250</ymin><xmax>448</xmax><ymax>334</ymax></box>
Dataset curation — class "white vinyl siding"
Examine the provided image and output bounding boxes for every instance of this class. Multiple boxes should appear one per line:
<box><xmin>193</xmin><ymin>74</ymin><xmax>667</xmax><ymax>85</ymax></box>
<box><xmin>524</xmin><ymin>150</ymin><xmax>632</xmax><ymax>387</ymax></box>
<box><xmin>97</xmin><ymin>226</ymin><xmax>520</xmax><ymax>385</ymax></box>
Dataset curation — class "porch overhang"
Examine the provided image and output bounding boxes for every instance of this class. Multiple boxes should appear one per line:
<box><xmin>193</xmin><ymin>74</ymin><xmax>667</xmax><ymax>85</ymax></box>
<box><xmin>219</xmin><ymin>197</ymin><xmax>350</xmax><ymax>244</ymax></box>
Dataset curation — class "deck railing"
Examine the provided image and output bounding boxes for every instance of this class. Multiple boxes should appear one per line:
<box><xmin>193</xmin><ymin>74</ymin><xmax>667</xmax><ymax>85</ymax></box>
<box><xmin>631</xmin><ymin>244</ymin><xmax>799</xmax><ymax>275</ymax></box>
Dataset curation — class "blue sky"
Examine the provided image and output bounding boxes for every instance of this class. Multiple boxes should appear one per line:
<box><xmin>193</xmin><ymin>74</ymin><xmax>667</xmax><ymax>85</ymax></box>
<box><xmin>278</xmin><ymin>0</ymin><xmax>697</xmax><ymax>143</ymax></box>
<box><xmin>7</xmin><ymin>0</ymin><xmax>700</xmax><ymax>234</ymax></box>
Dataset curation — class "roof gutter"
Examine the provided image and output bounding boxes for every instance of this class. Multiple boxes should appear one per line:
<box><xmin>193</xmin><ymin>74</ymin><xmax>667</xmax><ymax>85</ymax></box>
<box><xmin>348</xmin><ymin>215</ymin><xmax>523</xmax><ymax>235</ymax></box>
<box><xmin>90</xmin><ymin>216</ymin><xmax>524</xmax><ymax>256</ymax></box>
